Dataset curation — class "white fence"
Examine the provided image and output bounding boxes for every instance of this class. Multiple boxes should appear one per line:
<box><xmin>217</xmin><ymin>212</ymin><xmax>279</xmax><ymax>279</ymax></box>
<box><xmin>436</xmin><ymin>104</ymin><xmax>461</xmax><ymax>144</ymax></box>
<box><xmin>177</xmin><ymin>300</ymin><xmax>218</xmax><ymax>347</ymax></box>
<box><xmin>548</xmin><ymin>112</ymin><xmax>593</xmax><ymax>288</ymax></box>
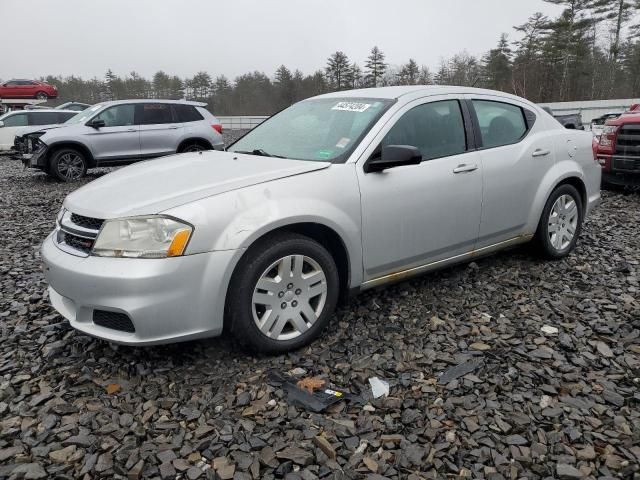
<box><xmin>538</xmin><ymin>98</ymin><xmax>640</xmax><ymax>124</ymax></box>
<box><xmin>218</xmin><ymin>116</ymin><xmax>269</xmax><ymax>130</ymax></box>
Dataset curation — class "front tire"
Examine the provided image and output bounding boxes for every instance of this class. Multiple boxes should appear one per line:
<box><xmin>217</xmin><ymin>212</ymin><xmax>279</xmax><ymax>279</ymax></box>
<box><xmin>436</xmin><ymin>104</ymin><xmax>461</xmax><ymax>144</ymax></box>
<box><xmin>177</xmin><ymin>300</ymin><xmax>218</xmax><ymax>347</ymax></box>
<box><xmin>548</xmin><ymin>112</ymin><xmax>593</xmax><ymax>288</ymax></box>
<box><xmin>35</xmin><ymin>91</ymin><xmax>48</xmax><ymax>100</ymax></box>
<box><xmin>535</xmin><ymin>184</ymin><xmax>583</xmax><ymax>259</ymax></box>
<box><xmin>226</xmin><ymin>233</ymin><xmax>340</xmax><ymax>354</ymax></box>
<box><xmin>49</xmin><ymin>148</ymin><xmax>87</xmax><ymax>181</ymax></box>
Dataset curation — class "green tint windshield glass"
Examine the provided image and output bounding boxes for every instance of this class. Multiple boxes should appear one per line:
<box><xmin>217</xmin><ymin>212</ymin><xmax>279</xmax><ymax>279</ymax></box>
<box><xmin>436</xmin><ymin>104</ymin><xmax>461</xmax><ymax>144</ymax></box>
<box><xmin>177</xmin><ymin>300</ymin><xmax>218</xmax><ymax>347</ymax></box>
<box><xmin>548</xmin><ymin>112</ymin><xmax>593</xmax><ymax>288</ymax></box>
<box><xmin>64</xmin><ymin>103</ymin><xmax>104</xmax><ymax>124</ymax></box>
<box><xmin>229</xmin><ymin>98</ymin><xmax>393</xmax><ymax>162</ymax></box>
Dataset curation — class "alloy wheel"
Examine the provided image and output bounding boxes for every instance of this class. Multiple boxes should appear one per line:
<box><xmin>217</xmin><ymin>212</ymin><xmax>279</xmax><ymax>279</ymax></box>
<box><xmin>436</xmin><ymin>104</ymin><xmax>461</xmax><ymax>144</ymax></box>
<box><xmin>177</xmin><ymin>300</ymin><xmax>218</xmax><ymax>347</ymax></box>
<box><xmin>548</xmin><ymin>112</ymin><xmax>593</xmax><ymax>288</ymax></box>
<box><xmin>251</xmin><ymin>254</ymin><xmax>328</xmax><ymax>341</ymax></box>
<box><xmin>548</xmin><ymin>194</ymin><xmax>578</xmax><ymax>251</ymax></box>
<box><xmin>57</xmin><ymin>153</ymin><xmax>84</xmax><ymax>180</ymax></box>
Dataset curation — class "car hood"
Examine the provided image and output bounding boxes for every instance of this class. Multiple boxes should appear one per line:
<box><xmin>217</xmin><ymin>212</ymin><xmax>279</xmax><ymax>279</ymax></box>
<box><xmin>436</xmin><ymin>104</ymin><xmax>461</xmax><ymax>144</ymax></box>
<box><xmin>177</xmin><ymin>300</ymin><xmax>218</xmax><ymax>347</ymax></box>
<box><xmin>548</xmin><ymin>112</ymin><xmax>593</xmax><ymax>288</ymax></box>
<box><xmin>15</xmin><ymin>124</ymin><xmax>62</xmax><ymax>138</ymax></box>
<box><xmin>64</xmin><ymin>151</ymin><xmax>331</xmax><ymax>218</ymax></box>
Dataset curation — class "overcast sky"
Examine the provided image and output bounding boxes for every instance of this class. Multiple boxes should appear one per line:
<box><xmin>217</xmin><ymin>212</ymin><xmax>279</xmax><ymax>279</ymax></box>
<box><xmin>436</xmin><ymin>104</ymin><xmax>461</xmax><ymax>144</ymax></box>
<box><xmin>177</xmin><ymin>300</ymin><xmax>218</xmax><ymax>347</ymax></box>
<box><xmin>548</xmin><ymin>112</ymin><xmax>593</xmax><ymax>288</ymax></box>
<box><xmin>1</xmin><ymin>0</ymin><xmax>563</xmax><ymax>81</ymax></box>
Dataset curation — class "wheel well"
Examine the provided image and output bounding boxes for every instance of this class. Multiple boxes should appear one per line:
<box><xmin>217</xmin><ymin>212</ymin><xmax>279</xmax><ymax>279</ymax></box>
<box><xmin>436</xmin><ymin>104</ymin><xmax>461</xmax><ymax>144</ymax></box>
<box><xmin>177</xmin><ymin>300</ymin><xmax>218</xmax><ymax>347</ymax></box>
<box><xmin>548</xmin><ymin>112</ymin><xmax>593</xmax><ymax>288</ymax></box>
<box><xmin>177</xmin><ymin>138</ymin><xmax>212</xmax><ymax>152</ymax></box>
<box><xmin>47</xmin><ymin>142</ymin><xmax>95</xmax><ymax>168</ymax></box>
<box><xmin>556</xmin><ymin>177</ymin><xmax>587</xmax><ymax>214</ymax></box>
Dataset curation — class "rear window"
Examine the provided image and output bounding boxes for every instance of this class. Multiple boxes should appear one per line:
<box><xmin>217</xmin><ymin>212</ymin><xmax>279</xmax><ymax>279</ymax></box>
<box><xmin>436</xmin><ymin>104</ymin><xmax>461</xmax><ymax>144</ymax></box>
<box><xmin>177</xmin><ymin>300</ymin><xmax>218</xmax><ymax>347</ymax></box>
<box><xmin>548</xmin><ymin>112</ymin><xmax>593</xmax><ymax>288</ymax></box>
<box><xmin>2</xmin><ymin>113</ymin><xmax>28</xmax><ymax>127</ymax></box>
<box><xmin>173</xmin><ymin>104</ymin><xmax>204</xmax><ymax>122</ymax></box>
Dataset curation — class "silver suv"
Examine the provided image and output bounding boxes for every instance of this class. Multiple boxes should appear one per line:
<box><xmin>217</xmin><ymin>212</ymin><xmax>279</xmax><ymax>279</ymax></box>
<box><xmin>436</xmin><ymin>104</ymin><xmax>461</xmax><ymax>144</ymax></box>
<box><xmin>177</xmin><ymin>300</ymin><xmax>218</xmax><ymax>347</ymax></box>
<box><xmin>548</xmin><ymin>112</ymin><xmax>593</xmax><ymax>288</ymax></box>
<box><xmin>24</xmin><ymin>99</ymin><xmax>224</xmax><ymax>181</ymax></box>
<box><xmin>42</xmin><ymin>86</ymin><xmax>601</xmax><ymax>353</ymax></box>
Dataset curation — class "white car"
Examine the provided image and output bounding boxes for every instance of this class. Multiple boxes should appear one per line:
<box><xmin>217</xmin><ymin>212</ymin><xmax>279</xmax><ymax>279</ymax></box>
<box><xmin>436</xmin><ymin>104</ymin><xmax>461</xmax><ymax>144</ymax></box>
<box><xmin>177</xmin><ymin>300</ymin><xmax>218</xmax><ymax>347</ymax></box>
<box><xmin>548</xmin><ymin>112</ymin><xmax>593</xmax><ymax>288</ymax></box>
<box><xmin>0</xmin><ymin>109</ymin><xmax>76</xmax><ymax>151</ymax></box>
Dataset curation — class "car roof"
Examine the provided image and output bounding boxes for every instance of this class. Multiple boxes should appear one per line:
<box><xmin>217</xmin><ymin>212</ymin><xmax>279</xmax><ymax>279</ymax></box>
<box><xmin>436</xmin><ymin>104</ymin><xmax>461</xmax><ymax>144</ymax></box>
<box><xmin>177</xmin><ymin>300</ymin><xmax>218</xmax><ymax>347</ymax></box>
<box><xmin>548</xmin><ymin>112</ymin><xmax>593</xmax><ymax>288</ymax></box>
<box><xmin>311</xmin><ymin>85</ymin><xmax>534</xmax><ymax>105</ymax></box>
<box><xmin>97</xmin><ymin>99</ymin><xmax>207</xmax><ymax>107</ymax></box>
<box><xmin>3</xmin><ymin>109</ymin><xmax>74</xmax><ymax>115</ymax></box>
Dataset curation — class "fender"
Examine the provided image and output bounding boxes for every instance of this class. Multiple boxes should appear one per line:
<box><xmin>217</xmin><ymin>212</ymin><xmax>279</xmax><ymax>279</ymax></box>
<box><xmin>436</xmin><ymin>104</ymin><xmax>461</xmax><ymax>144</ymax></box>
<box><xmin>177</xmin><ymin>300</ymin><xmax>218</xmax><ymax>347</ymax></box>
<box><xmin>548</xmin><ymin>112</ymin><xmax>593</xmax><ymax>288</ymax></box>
<box><xmin>525</xmin><ymin>159</ymin><xmax>586</xmax><ymax>233</ymax></box>
<box><xmin>45</xmin><ymin>140</ymin><xmax>96</xmax><ymax>167</ymax></box>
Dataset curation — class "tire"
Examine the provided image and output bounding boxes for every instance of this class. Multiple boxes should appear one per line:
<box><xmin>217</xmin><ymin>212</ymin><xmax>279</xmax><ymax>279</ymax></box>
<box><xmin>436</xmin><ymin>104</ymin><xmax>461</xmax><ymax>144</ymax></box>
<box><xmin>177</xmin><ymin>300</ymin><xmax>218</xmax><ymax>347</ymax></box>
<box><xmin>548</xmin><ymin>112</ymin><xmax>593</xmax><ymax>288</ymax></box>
<box><xmin>179</xmin><ymin>142</ymin><xmax>209</xmax><ymax>153</ymax></box>
<box><xmin>35</xmin><ymin>91</ymin><xmax>48</xmax><ymax>100</ymax></box>
<box><xmin>534</xmin><ymin>184</ymin><xmax>583</xmax><ymax>259</ymax></box>
<box><xmin>226</xmin><ymin>233</ymin><xmax>340</xmax><ymax>354</ymax></box>
<box><xmin>49</xmin><ymin>148</ymin><xmax>87</xmax><ymax>182</ymax></box>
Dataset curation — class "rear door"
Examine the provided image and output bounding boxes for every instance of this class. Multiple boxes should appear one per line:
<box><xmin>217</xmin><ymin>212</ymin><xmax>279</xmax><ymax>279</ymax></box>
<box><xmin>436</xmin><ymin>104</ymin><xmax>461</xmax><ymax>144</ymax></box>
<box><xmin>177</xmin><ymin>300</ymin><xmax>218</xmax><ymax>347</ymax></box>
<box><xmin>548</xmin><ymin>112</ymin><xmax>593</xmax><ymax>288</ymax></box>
<box><xmin>18</xmin><ymin>80</ymin><xmax>38</xmax><ymax>98</ymax></box>
<box><xmin>84</xmin><ymin>103</ymin><xmax>140</xmax><ymax>162</ymax></box>
<box><xmin>137</xmin><ymin>103</ymin><xmax>183</xmax><ymax>157</ymax></box>
<box><xmin>466</xmin><ymin>95</ymin><xmax>554</xmax><ymax>247</ymax></box>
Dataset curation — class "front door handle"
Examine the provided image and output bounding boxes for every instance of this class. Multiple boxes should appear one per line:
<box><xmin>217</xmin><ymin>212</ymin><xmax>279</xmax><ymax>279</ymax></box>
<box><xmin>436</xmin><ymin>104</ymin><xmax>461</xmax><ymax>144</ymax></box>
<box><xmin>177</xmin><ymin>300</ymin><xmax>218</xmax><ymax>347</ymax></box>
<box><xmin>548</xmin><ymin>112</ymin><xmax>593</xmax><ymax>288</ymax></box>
<box><xmin>532</xmin><ymin>148</ymin><xmax>551</xmax><ymax>157</ymax></box>
<box><xmin>453</xmin><ymin>163</ymin><xmax>478</xmax><ymax>174</ymax></box>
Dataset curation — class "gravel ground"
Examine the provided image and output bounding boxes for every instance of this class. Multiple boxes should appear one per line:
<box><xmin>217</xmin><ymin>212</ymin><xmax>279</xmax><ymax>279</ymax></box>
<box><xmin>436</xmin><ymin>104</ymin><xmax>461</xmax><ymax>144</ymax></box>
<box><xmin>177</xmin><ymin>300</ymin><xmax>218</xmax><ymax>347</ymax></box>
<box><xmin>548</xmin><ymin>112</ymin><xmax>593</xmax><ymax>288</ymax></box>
<box><xmin>0</xmin><ymin>142</ymin><xmax>639</xmax><ymax>479</ymax></box>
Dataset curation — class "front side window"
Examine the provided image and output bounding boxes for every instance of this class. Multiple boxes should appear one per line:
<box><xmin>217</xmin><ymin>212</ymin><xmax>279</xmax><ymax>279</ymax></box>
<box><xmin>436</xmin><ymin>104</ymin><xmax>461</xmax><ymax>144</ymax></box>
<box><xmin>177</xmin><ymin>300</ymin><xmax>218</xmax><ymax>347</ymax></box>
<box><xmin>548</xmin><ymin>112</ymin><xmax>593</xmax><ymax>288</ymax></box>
<box><xmin>229</xmin><ymin>97</ymin><xmax>393</xmax><ymax>162</ymax></box>
<box><xmin>58</xmin><ymin>112</ymin><xmax>77</xmax><ymax>122</ymax></box>
<box><xmin>381</xmin><ymin>100</ymin><xmax>467</xmax><ymax>160</ymax></box>
<box><xmin>93</xmin><ymin>104</ymin><xmax>135</xmax><ymax>127</ymax></box>
<box><xmin>65</xmin><ymin>103</ymin><xmax>103</xmax><ymax>125</ymax></box>
<box><xmin>138</xmin><ymin>103</ymin><xmax>173</xmax><ymax>125</ymax></box>
<box><xmin>473</xmin><ymin>100</ymin><xmax>527</xmax><ymax>148</ymax></box>
<box><xmin>2</xmin><ymin>113</ymin><xmax>28</xmax><ymax>127</ymax></box>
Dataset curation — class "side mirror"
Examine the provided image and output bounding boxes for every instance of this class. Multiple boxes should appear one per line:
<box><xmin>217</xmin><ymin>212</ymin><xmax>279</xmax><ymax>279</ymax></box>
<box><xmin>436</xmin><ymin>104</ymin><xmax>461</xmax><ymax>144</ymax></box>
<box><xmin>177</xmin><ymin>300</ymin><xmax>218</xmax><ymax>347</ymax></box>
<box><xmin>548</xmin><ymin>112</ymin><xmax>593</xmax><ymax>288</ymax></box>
<box><xmin>0</xmin><ymin>121</ymin><xmax>4</xmax><ymax>128</ymax></box>
<box><xmin>88</xmin><ymin>119</ymin><xmax>105</xmax><ymax>129</ymax></box>
<box><xmin>365</xmin><ymin>145</ymin><xmax>423</xmax><ymax>173</ymax></box>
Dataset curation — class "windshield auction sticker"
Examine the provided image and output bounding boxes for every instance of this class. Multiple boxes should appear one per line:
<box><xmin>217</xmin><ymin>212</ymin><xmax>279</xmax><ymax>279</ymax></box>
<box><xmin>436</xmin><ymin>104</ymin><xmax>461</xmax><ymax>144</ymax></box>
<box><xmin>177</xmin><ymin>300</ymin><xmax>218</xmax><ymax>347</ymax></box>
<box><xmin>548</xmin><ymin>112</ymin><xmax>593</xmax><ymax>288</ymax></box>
<box><xmin>332</xmin><ymin>102</ymin><xmax>371</xmax><ymax>113</ymax></box>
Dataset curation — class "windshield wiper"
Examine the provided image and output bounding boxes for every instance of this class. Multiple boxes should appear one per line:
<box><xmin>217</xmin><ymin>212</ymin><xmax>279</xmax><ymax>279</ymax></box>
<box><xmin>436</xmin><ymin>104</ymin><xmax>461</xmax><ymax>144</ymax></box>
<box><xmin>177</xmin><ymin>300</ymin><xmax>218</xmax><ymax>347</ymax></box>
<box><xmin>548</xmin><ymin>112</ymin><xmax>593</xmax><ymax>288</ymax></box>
<box><xmin>233</xmin><ymin>149</ymin><xmax>286</xmax><ymax>158</ymax></box>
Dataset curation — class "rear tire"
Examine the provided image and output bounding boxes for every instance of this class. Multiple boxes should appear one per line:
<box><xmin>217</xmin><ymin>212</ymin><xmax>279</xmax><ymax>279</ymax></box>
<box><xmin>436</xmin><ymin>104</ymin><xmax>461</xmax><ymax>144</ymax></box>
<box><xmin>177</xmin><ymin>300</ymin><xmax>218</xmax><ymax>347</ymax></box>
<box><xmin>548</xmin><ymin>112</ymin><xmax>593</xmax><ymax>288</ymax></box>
<box><xmin>49</xmin><ymin>148</ymin><xmax>87</xmax><ymax>182</ymax></box>
<box><xmin>226</xmin><ymin>233</ymin><xmax>340</xmax><ymax>354</ymax></box>
<box><xmin>179</xmin><ymin>141</ymin><xmax>210</xmax><ymax>153</ymax></box>
<box><xmin>534</xmin><ymin>184</ymin><xmax>583</xmax><ymax>259</ymax></box>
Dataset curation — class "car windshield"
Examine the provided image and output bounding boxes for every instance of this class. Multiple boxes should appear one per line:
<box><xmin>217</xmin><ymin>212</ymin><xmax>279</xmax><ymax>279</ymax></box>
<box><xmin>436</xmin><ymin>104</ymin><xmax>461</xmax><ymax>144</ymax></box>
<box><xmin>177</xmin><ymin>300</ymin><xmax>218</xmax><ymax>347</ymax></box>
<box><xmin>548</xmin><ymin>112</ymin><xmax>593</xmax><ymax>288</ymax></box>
<box><xmin>64</xmin><ymin>103</ymin><xmax>104</xmax><ymax>124</ymax></box>
<box><xmin>228</xmin><ymin>97</ymin><xmax>394</xmax><ymax>162</ymax></box>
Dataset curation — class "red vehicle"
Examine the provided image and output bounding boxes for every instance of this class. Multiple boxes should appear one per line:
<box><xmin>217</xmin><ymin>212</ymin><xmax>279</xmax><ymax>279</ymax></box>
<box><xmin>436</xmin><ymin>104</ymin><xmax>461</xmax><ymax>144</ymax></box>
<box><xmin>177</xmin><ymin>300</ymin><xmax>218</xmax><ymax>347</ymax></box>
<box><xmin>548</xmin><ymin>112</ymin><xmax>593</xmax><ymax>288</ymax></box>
<box><xmin>594</xmin><ymin>104</ymin><xmax>640</xmax><ymax>187</ymax></box>
<box><xmin>0</xmin><ymin>79</ymin><xmax>58</xmax><ymax>100</ymax></box>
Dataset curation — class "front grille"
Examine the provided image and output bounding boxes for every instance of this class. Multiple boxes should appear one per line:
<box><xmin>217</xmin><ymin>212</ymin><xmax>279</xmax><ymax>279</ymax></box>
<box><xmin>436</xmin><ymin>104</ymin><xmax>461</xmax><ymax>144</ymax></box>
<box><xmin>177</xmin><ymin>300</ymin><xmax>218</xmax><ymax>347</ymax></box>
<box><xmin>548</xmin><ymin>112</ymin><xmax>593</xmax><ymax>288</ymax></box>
<box><xmin>615</xmin><ymin>123</ymin><xmax>640</xmax><ymax>157</ymax></box>
<box><xmin>93</xmin><ymin>310</ymin><xmax>135</xmax><ymax>333</ymax></box>
<box><xmin>57</xmin><ymin>230</ymin><xmax>94</xmax><ymax>254</ymax></box>
<box><xmin>70</xmin><ymin>214</ymin><xmax>104</xmax><ymax>230</ymax></box>
<box><xmin>613</xmin><ymin>158</ymin><xmax>640</xmax><ymax>172</ymax></box>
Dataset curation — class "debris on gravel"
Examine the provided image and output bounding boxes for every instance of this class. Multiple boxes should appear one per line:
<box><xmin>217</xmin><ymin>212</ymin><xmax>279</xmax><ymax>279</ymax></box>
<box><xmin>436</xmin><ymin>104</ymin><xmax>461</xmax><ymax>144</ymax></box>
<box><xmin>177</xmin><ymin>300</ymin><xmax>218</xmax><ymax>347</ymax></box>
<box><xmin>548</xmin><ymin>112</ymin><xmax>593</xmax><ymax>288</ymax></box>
<box><xmin>0</xmin><ymin>145</ymin><xmax>639</xmax><ymax>478</ymax></box>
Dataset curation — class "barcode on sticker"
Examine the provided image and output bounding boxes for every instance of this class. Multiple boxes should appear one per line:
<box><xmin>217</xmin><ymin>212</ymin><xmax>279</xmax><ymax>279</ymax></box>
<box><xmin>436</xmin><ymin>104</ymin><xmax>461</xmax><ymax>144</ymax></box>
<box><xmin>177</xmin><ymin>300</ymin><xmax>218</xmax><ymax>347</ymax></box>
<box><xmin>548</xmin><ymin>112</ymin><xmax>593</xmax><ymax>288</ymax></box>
<box><xmin>332</xmin><ymin>102</ymin><xmax>371</xmax><ymax>113</ymax></box>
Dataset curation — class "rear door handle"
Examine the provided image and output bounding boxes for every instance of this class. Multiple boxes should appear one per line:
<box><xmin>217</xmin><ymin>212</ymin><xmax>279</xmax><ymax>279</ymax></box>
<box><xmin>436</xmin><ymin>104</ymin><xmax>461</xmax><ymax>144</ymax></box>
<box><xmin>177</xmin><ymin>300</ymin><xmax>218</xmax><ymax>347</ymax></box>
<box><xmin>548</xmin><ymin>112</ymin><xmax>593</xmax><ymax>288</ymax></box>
<box><xmin>168</xmin><ymin>126</ymin><xmax>179</xmax><ymax>130</ymax></box>
<box><xmin>126</xmin><ymin>129</ymin><xmax>136</xmax><ymax>132</ymax></box>
<box><xmin>532</xmin><ymin>148</ymin><xmax>551</xmax><ymax>157</ymax></box>
<box><xmin>453</xmin><ymin>163</ymin><xmax>478</xmax><ymax>174</ymax></box>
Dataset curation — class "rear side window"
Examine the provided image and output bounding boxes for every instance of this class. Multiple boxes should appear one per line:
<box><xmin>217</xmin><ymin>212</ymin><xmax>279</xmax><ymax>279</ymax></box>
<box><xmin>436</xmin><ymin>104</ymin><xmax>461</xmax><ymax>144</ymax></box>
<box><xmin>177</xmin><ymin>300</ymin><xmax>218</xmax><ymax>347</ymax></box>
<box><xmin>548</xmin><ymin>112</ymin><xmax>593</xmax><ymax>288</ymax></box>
<box><xmin>382</xmin><ymin>100</ymin><xmax>467</xmax><ymax>160</ymax></box>
<box><xmin>173</xmin><ymin>104</ymin><xmax>204</xmax><ymax>122</ymax></box>
<box><xmin>29</xmin><ymin>112</ymin><xmax>59</xmax><ymax>125</ymax></box>
<box><xmin>138</xmin><ymin>103</ymin><xmax>173</xmax><ymax>125</ymax></box>
<box><xmin>3</xmin><ymin>113</ymin><xmax>28</xmax><ymax>127</ymax></box>
<box><xmin>473</xmin><ymin>100</ymin><xmax>528</xmax><ymax>148</ymax></box>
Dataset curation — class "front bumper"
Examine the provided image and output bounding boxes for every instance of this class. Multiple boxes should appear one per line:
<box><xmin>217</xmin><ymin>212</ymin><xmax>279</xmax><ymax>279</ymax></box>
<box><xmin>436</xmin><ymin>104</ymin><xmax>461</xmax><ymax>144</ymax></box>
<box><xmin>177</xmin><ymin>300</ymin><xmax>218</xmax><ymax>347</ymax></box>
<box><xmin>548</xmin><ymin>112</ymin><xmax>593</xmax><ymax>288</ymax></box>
<box><xmin>41</xmin><ymin>233</ymin><xmax>237</xmax><ymax>345</ymax></box>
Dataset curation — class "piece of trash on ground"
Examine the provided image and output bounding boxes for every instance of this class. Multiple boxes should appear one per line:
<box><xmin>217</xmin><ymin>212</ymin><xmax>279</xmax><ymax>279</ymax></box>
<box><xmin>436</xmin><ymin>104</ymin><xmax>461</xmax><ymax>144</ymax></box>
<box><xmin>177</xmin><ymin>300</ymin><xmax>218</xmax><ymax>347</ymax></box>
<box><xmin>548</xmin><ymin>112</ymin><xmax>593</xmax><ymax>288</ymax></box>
<box><xmin>266</xmin><ymin>370</ymin><xmax>363</xmax><ymax>413</ymax></box>
<box><xmin>368</xmin><ymin>377</ymin><xmax>390</xmax><ymax>398</ymax></box>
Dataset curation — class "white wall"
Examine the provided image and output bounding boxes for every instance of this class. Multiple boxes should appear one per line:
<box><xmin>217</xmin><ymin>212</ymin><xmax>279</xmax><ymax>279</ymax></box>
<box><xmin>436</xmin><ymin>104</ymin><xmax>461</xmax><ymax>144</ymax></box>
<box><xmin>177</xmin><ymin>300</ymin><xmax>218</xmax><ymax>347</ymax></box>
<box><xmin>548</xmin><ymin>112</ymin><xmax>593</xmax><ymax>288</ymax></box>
<box><xmin>538</xmin><ymin>98</ymin><xmax>640</xmax><ymax>124</ymax></box>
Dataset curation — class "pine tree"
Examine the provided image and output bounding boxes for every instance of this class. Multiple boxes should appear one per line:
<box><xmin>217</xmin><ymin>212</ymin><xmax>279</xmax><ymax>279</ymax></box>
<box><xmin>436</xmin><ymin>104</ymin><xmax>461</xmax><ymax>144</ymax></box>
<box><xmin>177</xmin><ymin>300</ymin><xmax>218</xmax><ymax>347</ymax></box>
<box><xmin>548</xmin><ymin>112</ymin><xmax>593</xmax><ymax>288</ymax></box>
<box><xmin>365</xmin><ymin>46</ymin><xmax>387</xmax><ymax>87</ymax></box>
<box><xmin>482</xmin><ymin>34</ymin><xmax>513</xmax><ymax>92</ymax></box>
<box><xmin>325</xmin><ymin>51</ymin><xmax>351</xmax><ymax>90</ymax></box>
<box><xmin>398</xmin><ymin>59</ymin><xmax>420</xmax><ymax>85</ymax></box>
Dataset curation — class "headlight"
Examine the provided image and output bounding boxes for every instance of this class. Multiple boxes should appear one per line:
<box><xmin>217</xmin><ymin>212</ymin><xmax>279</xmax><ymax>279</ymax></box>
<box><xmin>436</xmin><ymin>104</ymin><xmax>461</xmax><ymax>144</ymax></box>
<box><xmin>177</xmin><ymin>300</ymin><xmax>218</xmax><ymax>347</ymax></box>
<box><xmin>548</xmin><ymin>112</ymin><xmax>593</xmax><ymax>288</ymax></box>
<box><xmin>92</xmin><ymin>216</ymin><xmax>193</xmax><ymax>258</ymax></box>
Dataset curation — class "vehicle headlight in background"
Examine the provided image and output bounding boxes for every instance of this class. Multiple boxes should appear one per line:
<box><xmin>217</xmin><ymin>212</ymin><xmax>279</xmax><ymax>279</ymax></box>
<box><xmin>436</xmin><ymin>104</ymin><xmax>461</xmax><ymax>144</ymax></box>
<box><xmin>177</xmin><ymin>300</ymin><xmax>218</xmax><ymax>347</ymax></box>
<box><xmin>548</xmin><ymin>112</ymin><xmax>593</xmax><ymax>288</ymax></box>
<box><xmin>92</xmin><ymin>216</ymin><xmax>193</xmax><ymax>258</ymax></box>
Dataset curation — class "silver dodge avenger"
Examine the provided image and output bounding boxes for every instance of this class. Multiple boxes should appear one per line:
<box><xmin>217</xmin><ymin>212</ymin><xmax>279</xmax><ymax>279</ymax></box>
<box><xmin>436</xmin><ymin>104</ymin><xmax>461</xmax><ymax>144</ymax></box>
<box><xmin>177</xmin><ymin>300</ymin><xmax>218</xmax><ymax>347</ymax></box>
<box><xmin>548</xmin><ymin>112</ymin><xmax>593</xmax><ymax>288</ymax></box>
<box><xmin>42</xmin><ymin>86</ymin><xmax>601</xmax><ymax>353</ymax></box>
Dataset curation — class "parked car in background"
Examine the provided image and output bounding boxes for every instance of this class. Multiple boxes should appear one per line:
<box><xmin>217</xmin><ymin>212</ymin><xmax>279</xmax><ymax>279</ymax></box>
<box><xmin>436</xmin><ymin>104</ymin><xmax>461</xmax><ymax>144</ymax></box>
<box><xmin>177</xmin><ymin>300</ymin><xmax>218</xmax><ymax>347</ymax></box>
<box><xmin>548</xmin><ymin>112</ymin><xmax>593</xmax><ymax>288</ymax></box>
<box><xmin>594</xmin><ymin>105</ymin><xmax>640</xmax><ymax>188</ymax></box>
<box><xmin>0</xmin><ymin>79</ymin><xmax>58</xmax><ymax>99</ymax></box>
<box><xmin>540</xmin><ymin>106</ymin><xmax>584</xmax><ymax>130</ymax></box>
<box><xmin>22</xmin><ymin>100</ymin><xmax>224</xmax><ymax>180</ymax></box>
<box><xmin>56</xmin><ymin>101</ymin><xmax>91</xmax><ymax>112</ymax></box>
<box><xmin>41</xmin><ymin>86</ymin><xmax>600</xmax><ymax>353</ymax></box>
<box><xmin>591</xmin><ymin>112</ymin><xmax>623</xmax><ymax>139</ymax></box>
<box><xmin>0</xmin><ymin>109</ymin><xmax>76</xmax><ymax>151</ymax></box>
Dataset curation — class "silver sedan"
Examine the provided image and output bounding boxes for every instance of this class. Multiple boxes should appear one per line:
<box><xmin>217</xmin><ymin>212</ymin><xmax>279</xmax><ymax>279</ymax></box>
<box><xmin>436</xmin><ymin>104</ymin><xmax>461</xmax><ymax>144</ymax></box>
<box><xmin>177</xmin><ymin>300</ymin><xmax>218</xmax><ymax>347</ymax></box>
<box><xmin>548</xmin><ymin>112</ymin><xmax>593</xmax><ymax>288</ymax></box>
<box><xmin>42</xmin><ymin>86</ymin><xmax>601</xmax><ymax>353</ymax></box>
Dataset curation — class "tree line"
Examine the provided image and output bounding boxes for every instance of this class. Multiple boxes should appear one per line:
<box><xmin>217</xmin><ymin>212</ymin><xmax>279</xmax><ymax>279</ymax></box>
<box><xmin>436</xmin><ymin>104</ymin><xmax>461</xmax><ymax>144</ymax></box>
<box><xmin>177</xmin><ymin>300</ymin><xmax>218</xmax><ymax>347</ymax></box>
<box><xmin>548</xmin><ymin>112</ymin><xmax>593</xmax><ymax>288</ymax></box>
<box><xmin>26</xmin><ymin>0</ymin><xmax>640</xmax><ymax>115</ymax></box>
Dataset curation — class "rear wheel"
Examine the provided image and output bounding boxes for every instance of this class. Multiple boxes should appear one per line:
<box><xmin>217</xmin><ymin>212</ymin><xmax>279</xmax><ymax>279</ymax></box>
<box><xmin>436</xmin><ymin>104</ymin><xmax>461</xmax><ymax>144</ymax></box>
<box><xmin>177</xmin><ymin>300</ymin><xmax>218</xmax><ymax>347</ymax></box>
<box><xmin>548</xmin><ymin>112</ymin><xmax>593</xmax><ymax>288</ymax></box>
<box><xmin>226</xmin><ymin>233</ymin><xmax>339</xmax><ymax>354</ymax></box>
<box><xmin>179</xmin><ymin>141</ymin><xmax>210</xmax><ymax>153</ymax></box>
<box><xmin>535</xmin><ymin>184</ymin><xmax>583</xmax><ymax>259</ymax></box>
<box><xmin>49</xmin><ymin>148</ymin><xmax>87</xmax><ymax>181</ymax></box>
<box><xmin>35</xmin><ymin>91</ymin><xmax>48</xmax><ymax>100</ymax></box>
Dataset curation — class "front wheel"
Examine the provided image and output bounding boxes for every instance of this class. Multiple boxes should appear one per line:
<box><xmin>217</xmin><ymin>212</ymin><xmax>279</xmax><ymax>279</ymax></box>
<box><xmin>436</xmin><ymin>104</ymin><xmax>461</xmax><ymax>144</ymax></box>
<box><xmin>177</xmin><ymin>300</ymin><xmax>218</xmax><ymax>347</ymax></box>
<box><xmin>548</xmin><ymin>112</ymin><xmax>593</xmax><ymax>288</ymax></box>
<box><xmin>535</xmin><ymin>184</ymin><xmax>583</xmax><ymax>259</ymax></box>
<box><xmin>226</xmin><ymin>233</ymin><xmax>340</xmax><ymax>354</ymax></box>
<box><xmin>35</xmin><ymin>91</ymin><xmax>48</xmax><ymax>100</ymax></box>
<box><xmin>49</xmin><ymin>148</ymin><xmax>87</xmax><ymax>181</ymax></box>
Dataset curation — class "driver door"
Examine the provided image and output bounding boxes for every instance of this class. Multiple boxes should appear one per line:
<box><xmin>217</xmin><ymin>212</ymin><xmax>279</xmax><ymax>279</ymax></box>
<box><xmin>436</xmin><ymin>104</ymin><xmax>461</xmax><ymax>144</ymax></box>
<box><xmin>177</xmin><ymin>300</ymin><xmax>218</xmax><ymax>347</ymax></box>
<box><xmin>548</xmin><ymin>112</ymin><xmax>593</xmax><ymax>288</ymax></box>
<box><xmin>84</xmin><ymin>104</ymin><xmax>141</xmax><ymax>162</ymax></box>
<box><xmin>356</xmin><ymin>96</ymin><xmax>483</xmax><ymax>283</ymax></box>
